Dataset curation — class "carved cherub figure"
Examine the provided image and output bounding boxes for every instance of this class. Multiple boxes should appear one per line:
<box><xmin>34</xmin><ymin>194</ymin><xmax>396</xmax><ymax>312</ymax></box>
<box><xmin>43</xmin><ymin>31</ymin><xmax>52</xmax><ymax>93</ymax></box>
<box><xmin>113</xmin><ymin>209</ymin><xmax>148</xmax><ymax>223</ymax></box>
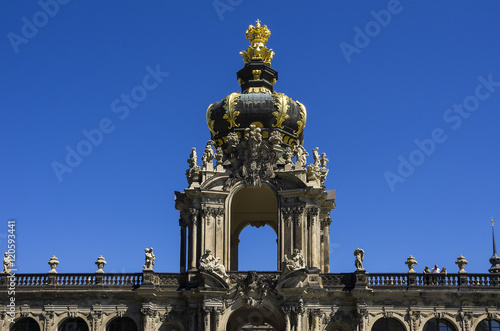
<box><xmin>2</xmin><ymin>252</ymin><xmax>12</xmax><ymax>274</ymax></box>
<box><xmin>143</xmin><ymin>247</ymin><xmax>155</xmax><ymax>271</ymax></box>
<box><xmin>199</xmin><ymin>249</ymin><xmax>228</xmax><ymax>281</ymax></box>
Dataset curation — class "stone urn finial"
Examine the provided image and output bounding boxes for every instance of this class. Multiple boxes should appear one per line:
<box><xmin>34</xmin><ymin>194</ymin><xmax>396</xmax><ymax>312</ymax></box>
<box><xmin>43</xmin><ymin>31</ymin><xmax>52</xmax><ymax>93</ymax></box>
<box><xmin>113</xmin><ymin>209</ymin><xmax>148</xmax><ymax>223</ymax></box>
<box><xmin>48</xmin><ymin>256</ymin><xmax>59</xmax><ymax>273</ymax></box>
<box><xmin>405</xmin><ymin>255</ymin><xmax>418</xmax><ymax>273</ymax></box>
<box><xmin>95</xmin><ymin>255</ymin><xmax>107</xmax><ymax>273</ymax></box>
<box><xmin>455</xmin><ymin>255</ymin><xmax>468</xmax><ymax>273</ymax></box>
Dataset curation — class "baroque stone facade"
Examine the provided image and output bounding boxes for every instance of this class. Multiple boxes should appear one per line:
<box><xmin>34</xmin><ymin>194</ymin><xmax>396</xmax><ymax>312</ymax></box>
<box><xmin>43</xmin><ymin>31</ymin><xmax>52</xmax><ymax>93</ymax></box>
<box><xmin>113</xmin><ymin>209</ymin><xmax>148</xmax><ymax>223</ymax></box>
<box><xmin>1</xmin><ymin>20</ymin><xmax>500</xmax><ymax>331</ymax></box>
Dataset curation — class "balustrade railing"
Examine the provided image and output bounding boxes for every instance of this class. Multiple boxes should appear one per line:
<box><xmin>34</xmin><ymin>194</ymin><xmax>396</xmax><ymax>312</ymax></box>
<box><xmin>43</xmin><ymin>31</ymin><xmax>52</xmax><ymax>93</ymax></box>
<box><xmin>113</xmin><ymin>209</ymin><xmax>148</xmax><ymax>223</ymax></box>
<box><xmin>3</xmin><ymin>272</ymin><xmax>500</xmax><ymax>290</ymax></box>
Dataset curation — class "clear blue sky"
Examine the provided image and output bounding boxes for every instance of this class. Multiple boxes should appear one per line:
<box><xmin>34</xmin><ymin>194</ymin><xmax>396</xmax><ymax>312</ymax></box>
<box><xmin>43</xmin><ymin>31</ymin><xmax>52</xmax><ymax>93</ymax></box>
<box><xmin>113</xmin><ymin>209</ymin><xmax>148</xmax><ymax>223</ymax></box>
<box><xmin>1</xmin><ymin>1</ymin><xmax>499</xmax><ymax>274</ymax></box>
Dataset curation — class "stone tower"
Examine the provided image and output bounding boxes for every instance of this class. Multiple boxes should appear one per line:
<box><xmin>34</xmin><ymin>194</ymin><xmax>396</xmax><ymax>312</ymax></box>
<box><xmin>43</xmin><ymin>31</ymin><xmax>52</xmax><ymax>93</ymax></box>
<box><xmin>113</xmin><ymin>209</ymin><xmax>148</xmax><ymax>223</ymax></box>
<box><xmin>175</xmin><ymin>20</ymin><xmax>336</xmax><ymax>275</ymax></box>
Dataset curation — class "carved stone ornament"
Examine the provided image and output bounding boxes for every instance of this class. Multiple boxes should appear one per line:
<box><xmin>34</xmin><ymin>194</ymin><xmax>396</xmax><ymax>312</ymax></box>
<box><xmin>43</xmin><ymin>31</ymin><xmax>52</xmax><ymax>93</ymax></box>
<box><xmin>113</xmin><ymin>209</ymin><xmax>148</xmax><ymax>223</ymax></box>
<box><xmin>201</xmin><ymin>140</ymin><xmax>214</xmax><ymax>169</ymax></box>
<box><xmin>95</xmin><ymin>255</ymin><xmax>106</xmax><ymax>273</ymax></box>
<box><xmin>143</xmin><ymin>247</ymin><xmax>155</xmax><ymax>271</ymax></box>
<box><xmin>224</xmin><ymin>125</ymin><xmax>281</xmax><ymax>188</ymax></box>
<box><xmin>283</xmin><ymin>249</ymin><xmax>306</xmax><ymax>274</ymax></box>
<box><xmin>354</xmin><ymin>248</ymin><xmax>365</xmax><ymax>271</ymax></box>
<box><xmin>186</xmin><ymin>147</ymin><xmax>201</xmax><ymax>185</ymax></box>
<box><xmin>199</xmin><ymin>249</ymin><xmax>229</xmax><ymax>281</ymax></box>
<box><xmin>2</xmin><ymin>252</ymin><xmax>12</xmax><ymax>273</ymax></box>
<box><xmin>48</xmin><ymin>255</ymin><xmax>59</xmax><ymax>273</ymax></box>
<box><xmin>405</xmin><ymin>255</ymin><xmax>418</xmax><ymax>273</ymax></box>
<box><xmin>294</xmin><ymin>144</ymin><xmax>308</xmax><ymax>167</ymax></box>
<box><xmin>456</xmin><ymin>255</ymin><xmax>468</xmax><ymax>273</ymax></box>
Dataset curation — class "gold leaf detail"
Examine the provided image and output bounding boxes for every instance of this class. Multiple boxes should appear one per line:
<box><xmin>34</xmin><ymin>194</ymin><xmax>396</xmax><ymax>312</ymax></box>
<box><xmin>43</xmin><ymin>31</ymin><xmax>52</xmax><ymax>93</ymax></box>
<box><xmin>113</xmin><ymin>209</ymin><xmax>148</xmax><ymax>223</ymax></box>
<box><xmin>206</xmin><ymin>102</ymin><xmax>219</xmax><ymax>136</ymax></box>
<box><xmin>223</xmin><ymin>92</ymin><xmax>241</xmax><ymax>129</ymax></box>
<box><xmin>272</xmin><ymin>92</ymin><xmax>290</xmax><ymax>129</ymax></box>
<box><xmin>294</xmin><ymin>100</ymin><xmax>307</xmax><ymax>136</ymax></box>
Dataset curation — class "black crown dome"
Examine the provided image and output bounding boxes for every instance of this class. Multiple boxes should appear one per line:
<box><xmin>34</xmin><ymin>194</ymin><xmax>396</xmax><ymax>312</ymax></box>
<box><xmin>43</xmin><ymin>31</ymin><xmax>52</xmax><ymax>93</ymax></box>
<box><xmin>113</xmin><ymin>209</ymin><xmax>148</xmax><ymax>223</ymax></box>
<box><xmin>206</xmin><ymin>20</ymin><xmax>307</xmax><ymax>149</ymax></box>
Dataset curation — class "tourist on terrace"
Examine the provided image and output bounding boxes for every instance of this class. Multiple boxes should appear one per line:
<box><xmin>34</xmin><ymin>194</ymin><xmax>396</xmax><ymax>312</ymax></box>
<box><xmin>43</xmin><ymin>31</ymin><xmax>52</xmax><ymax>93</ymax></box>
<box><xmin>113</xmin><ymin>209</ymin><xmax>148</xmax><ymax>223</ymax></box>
<box><xmin>431</xmin><ymin>264</ymin><xmax>440</xmax><ymax>273</ymax></box>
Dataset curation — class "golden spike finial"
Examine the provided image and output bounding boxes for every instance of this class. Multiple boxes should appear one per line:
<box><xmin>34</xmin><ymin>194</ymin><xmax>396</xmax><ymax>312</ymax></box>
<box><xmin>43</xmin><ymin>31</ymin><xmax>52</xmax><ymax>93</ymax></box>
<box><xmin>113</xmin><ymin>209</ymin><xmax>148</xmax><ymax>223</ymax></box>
<box><xmin>240</xmin><ymin>20</ymin><xmax>275</xmax><ymax>65</ymax></box>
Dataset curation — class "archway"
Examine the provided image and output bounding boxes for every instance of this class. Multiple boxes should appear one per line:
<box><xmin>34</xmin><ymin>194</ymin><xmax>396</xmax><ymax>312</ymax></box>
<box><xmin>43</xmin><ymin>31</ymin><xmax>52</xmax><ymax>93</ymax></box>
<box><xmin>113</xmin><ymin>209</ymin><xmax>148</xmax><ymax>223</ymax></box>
<box><xmin>59</xmin><ymin>317</ymin><xmax>89</xmax><ymax>331</ymax></box>
<box><xmin>423</xmin><ymin>319</ymin><xmax>456</xmax><ymax>331</ymax></box>
<box><xmin>10</xmin><ymin>317</ymin><xmax>41</xmax><ymax>331</ymax></box>
<box><xmin>238</xmin><ymin>224</ymin><xmax>277</xmax><ymax>271</ymax></box>
<box><xmin>106</xmin><ymin>317</ymin><xmax>138</xmax><ymax>331</ymax></box>
<box><xmin>226</xmin><ymin>307</ymin><xmax>282</xmax><ymax>331</ymax></box>
<box><xmin>230</xmin><ymin>186</ymin><xmax>278</xmax><ymax>271</ymax></box>
<box><xmin>476</xmin><ymin>319</ymin><xmax>500</xmax><ymax>331</ymax></box>
<box><xmin>372</xmin><ymin>318</ymin><xmax>406</xmax><ymax>331</ymax></box>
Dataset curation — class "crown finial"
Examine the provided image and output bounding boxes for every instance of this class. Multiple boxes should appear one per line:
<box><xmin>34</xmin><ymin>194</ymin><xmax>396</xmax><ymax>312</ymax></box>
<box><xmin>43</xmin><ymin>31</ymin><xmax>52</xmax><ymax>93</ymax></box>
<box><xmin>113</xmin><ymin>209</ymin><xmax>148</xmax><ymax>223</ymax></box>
<box><xmin>240</xmin><ymin>20</ymin><xmax>275</xmax><ymax>65</ymax></box>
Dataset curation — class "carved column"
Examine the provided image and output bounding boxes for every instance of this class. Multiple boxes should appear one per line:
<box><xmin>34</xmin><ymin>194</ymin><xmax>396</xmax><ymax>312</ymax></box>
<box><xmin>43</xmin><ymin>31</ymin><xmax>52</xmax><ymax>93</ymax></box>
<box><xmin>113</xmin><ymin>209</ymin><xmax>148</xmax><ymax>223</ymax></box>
<box><xmin>214</xmin><ymin>208</ymin><xmax>224</xmax><ymax>263</ymax></box>
<box><xmin>281</xmin><ymin>207</ymin><xmax>294</xmax><ymax>261</ymax></box>
<box><xmin>282</xmin><ymin>307</ymin><xmax>292</xmax><ymax>331</ymax></box>
<box><xmin>189</xmin><ymin>208</ymin><xmax>199</xmax><ymax>270</ymax></box>
<box><xmin>180</xmin><ymin>217</ymin><xmax>187</xmax><ymax>273</ymax></box>
<box><xmin>188</xmin><ymin>308</ymin><xmax>197</xmax><ymax>331</ymax></box>
<box><xmin>141</xmin><ymin>306</ymin><xmax>158</xmax><ymax>331</ymax></box>
<box><xmin>294</xmin><ymin>207</ymin><xmax>305</xmax><ymax>255</ymax></box>
<box><xmin>321</xmin><ymin>218</ymin><xmax>332</xmax><ymax>273</ymax></box>
<box><xmin>309</xmin><ymin>207</ymin><xmax>319</xmax><ymax>268</ymax></box>
<box><xmin>203</xmin><ymin>307</ymin><xmax>212</xmax><ymax>331</ymax></box>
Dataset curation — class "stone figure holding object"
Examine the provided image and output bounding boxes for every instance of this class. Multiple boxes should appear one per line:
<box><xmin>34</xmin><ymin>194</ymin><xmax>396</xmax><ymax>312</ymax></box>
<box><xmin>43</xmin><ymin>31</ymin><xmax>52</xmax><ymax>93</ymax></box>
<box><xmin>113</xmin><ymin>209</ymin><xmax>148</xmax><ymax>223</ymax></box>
<box><xmin>354</xmin><ymin>248</ymin><xmax>365</xmax><ymax>271</ymax></box>
<box><xmin>143</xmin><ymin>247</ymin><xmax>155</xmax><ymax>271</ymax></box>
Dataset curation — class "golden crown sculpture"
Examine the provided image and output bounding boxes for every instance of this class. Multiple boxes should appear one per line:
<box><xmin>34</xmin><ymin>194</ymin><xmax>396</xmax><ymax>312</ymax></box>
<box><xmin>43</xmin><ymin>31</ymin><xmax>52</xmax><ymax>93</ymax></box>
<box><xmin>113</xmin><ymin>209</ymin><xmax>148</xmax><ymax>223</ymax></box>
<box><xmin>240</xmin><ymin>19</ymin><xmax>275</xmax><ymax>65</ymax></box>
<box><xmin>245</xmin><ymin>19</ymin><xmax>271</xmax><ymax>45</ymax></box>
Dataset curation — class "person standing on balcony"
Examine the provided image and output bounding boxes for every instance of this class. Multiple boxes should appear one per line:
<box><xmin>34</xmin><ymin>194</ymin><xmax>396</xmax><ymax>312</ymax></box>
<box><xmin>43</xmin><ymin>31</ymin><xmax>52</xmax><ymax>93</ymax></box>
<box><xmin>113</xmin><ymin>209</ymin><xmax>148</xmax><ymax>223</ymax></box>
<box><xmin>431</xmin><ymin>264</ymin><xmax>440</xmax><ymax>273</ymax></box>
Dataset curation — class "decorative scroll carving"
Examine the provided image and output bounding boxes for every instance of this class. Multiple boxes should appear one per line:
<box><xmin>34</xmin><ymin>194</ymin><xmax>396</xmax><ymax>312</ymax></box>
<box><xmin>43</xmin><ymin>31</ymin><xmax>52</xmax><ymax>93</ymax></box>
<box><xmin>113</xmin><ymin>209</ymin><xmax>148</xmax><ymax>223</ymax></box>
<box><xmin>294</xmin><ymin>100</ymin><xmax>307</xmax><ymax>136</ymax></box>
<box><xmin>223</xmin><ymin>92</ymin><xmax>241</xmax><ymax>129</ymax></box>
<box><xmin>272</xmin><ymin>92</ymin><xmax>290</xmax><ymax>129</ymax></box>
<box><xmin>206</xmin><ymin>102</ymin><xmax>219</xmax><ymax>136</ymax></box>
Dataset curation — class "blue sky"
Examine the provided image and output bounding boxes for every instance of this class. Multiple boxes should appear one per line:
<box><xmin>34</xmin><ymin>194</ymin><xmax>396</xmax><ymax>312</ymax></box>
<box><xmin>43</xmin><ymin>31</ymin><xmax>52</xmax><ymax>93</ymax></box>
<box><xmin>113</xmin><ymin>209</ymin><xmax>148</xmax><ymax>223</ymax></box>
<box><xmin>1</xmin><ymin>1</ymin><xmax>499</xmax><ymax>274</ymax></box>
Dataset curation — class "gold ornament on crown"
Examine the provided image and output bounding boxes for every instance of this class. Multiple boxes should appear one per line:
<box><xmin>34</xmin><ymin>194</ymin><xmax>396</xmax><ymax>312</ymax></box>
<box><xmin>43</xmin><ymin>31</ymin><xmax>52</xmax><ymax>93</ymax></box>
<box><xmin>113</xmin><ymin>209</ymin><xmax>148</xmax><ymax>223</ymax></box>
<box><xmin>240</xmin><ymin>19</ymin><xmax>275</xmax><ymax>65</ymax></box>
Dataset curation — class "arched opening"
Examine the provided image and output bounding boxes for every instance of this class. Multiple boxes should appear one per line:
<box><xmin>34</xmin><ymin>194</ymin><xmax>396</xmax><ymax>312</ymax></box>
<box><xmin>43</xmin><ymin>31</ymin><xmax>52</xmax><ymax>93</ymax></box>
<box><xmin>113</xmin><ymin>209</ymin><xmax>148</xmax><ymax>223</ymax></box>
<box><xmin>106</xmin><ymin>317</ymin><xmax>138</xmax><ymax>331</ymax></box>
<box><xmin>226</xmin><ymin>307</ymin><xmax>281</xmax><ymax>331</ymax></box>
<box><xmin>59</xmin><ymin>317</ymin><xmax>89</xmax><ymax>331</ymax></box>
<box><xmin>372</xmin><ymin>318</ymin><xmax>406</xmax><ymax>331</ymax></box>
<box><xmin>230</xmin><ymin>186</ymin><xmax>278</xmax><ymax>271</ymax></box>
<box><xmin>10</xmin><ymin>317</ymin><xmax>40</xmax><ymax>331</ymax></box>
<box><xmin>423</xmin><ymin>319</ymin><xmax>456</xmax><ymax>331</ymax></box>
<box><xmin>238</xmin><ymin>224</ymin><xmax>277</xmax><ymax>271</ymax></box>
<box><xmin>477</xmin><ymin>320</ymin><xmax>500</xmax><ymax>331</ymax></box>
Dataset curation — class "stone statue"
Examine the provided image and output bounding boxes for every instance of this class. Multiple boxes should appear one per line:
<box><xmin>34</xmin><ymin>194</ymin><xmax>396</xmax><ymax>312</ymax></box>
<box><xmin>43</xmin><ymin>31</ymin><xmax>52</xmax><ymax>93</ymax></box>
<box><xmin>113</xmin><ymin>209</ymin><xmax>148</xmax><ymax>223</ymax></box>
<box><xmin>199</xmin><ymin>249</ymin><xmax>228</xmax><ymax>281</ymax></box>
<box><xmin>320</xmin><ymin>152</ymin><xmax>329</xmax><ymax>168</ymax></box>
<box><xmin>2</xmin><ymin>252</ymin><xmax>12</xmax><ymax>274</ymax></box>
<box><xmin>201</xmin><ymin>140</ymin><xmax>214</xmax><ymax>169</ymax></box>
<box><xmin>283</xmin><ymin>249</ymin><xmax>306</xmax><ymax>273</ymax></box>
<box><xmin>294</xmin><ymin>145</ymin><xmax>308</xmax><ymax>166</ymax></box>
<box><xmin>354</xmin><ymin>248</ymin><xmax>365</xmax><ymax>271</ymax></box>
<box><xmin>312</xmin><ymin>147</ymin><xmax>320</xmax><ymax>167</ymax></box>
<box><xmin>143</xmin><ymin>248</ymin><xmax>155</xmax><ymax>271</ymax></box>
<box><xmin>284</xmin><ymin>147</ymin><xmax>294</xmax><ymax>165</ymax></box>
<box><xmin>215</xmin><ymin>147</ymin><xmax>224</xmax><ymax>166</ymax></box>
<box><xmin>187</xmin><ymin>147</ymin><xmax>197</xmax><ymax>168</ymax></box>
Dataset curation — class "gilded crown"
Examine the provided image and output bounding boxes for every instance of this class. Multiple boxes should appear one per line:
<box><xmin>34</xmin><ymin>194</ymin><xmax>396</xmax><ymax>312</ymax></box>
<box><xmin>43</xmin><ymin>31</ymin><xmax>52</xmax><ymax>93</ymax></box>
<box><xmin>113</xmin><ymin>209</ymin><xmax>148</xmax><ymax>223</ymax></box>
<box><xmin>245</xmin><ymin>19</ymin><xmax>271</xmax><ymax>45</ymax></box>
